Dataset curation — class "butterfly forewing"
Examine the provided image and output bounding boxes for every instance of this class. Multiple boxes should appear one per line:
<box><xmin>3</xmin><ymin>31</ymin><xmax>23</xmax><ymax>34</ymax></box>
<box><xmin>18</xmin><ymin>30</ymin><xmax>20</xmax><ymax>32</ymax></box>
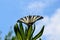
<box><xmin>33</xmin><ymin>16</ymin><xmax>37</xmax><ymax>22</ymax></box>
<box><xmin>30</xmin><ymin>16</ymin><xmax>33</xmax><ymax>23</ymax></box>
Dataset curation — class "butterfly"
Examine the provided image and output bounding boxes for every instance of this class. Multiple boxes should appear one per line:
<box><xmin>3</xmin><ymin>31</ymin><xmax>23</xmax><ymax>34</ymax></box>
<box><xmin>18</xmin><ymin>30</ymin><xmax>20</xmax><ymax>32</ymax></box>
<box><xmin>17</xmin><ymin>15</ymin><xmax>43</xmax><ymax>26</ymax></box>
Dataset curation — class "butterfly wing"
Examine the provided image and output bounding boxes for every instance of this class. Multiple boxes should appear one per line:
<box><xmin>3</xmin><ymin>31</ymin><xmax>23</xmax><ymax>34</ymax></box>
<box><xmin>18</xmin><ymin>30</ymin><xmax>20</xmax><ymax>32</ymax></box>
<box><xmin>17</xmin><ymin>15</ymin><xmax>43</xmax><ymax>25</ymax></box>
<box><xmin>32</xmin><ymin>15</ymin><xmax>43</xmax><ymax>23</ymax></box>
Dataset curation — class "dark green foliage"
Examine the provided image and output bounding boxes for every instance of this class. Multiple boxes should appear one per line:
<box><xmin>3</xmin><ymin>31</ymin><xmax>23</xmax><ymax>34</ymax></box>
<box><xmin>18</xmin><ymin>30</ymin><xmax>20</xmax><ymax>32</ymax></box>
<box><xmin>5</xmin><ymin>18</ymin><xmax>44</xmax><ymax>40</ymax></box>
<box><xmin>3</xmin><ymin>15</ymin><xmax>45</xmax><ymax>40</ymax></box>
<box><xmin>13</xmin><ymin>21</ymin><xmax>44</xmax><ymax>40</ymax></box>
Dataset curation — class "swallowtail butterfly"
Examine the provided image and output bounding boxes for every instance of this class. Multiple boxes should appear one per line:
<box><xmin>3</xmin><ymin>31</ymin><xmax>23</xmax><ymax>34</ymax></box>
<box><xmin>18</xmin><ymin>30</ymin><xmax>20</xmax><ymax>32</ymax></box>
<box><xmin>17</xmin><ymin>15</ymin><xmax>43</xmax><ymax>26</ymax></box>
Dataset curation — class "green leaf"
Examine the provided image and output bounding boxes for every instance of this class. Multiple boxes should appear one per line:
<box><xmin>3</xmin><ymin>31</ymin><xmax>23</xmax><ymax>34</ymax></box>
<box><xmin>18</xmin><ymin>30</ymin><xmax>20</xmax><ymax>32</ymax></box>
<box><xmin>31</xmin><ymin>24</ymin><xmax>36</xmax><ymax>40</ymax></box>
<box><xmin>33</xmin><ymin>24</ymin><xmax>36</xmax><ymax>35</ymax></box>
<box><xmin>25</xmin><ymin>27</ymin><xmax>28</xmax><ymax>39</ymax></box>
<box><xmin>19</xmin><ymin>22</ymin><xmax>25</xmax><ymax>40</ymax></box>
<box><xmin>26</xmin><ymin>25</ymin><xmax>33</xmax><ymax>40</ymax></box>
<box><xmin>14</xmin><ymin>23</ymin><xmax>22</xmax><ymax>40</ymax></box>
<box><xmin>32</xmin><ymin>25</ymin><xmax>44</xmax><ymax>40</ymax></box>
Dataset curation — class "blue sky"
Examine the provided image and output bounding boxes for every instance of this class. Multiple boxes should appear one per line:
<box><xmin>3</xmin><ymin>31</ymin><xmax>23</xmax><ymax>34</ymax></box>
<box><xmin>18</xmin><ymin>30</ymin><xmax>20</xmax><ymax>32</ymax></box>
<box><xmin>0</xmin><ymin>0</ymin><xmax>60</xmax><ymax>40</ymax></box>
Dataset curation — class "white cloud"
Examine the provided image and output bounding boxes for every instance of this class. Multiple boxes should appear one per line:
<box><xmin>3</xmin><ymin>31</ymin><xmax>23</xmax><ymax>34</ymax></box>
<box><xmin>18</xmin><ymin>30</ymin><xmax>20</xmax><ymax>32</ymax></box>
<box><xmin>27</xmin><ymin>0</ymin><xmax>58</xmax><ymax>9</ymax></box>
<box><xmin>26</xmin><ymin>1</ymin><xmax>46</xmax><ymax>15</ymax></box>
<box><xmin>43</xmin><ymin>0</ymin><xmax>58</xmax><ymax>4</ymax></box>
<box><xmin>26</xmin><ymin>0</ymin><xmax>59</xmax><ymax>15</ymax></box>
<box><xmin>42</xmin><ymin>8</ymin><xmax>60</xmax><ymax>40</ymax></box>
<box><xmin>27</xmin><ymin>2</ymin><xmax>46</xmax><ymax>10</ymax></box>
